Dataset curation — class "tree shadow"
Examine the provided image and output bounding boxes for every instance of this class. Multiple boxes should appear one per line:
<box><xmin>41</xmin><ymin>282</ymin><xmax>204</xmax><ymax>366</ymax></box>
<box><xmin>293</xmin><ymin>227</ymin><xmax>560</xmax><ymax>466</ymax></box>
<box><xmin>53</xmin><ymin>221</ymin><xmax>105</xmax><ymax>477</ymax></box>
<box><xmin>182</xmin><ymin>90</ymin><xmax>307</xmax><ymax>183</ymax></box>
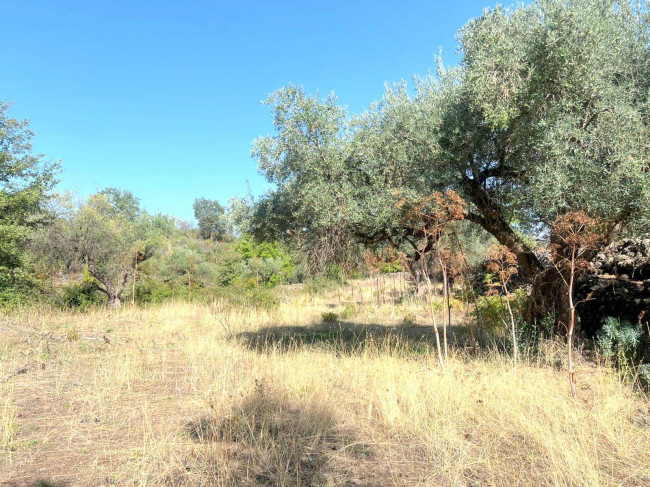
<box><xmin>0</xmin><ymin>475</ymin><xmax>70</xmax><ymax>486</ymax></box>
<box><xmin>185</xmin><ymin>382</ymin><xmax>371</xmax><ymax>485</ymax></box>
<box><xmin>236</xmin><ymin>320</ymin><xmax>476</xmax><ymax>355</ymax></box>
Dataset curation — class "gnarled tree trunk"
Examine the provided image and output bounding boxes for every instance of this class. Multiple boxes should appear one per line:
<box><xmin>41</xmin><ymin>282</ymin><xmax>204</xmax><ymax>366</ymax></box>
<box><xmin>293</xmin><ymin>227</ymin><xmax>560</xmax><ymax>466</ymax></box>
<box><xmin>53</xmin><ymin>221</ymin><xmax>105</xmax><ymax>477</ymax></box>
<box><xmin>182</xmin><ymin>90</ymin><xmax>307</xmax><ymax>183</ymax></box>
<box><xmin>463</xmin><ymin>176</ymin><xmax>543</xmax><ymax>280</ymax></box>
<box><xmin>86</xmin><ymin>250</ymin><xmax>152</xmax><ymax>309</ymax></box>
<box><xmin>107</xmin><ymin>292</ymin><xmax>122</xmax><ymax>309</ymax></box>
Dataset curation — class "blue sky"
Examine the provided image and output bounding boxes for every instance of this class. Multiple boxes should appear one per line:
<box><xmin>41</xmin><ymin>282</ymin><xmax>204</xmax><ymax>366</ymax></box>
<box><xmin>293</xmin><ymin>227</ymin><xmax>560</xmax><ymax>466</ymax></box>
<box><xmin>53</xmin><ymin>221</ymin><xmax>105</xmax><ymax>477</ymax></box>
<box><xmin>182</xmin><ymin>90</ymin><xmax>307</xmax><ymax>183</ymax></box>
<box><xmin>1</xmin><ymin>0</ymin><xmax>495</xmax><ymax>221</ymax></box>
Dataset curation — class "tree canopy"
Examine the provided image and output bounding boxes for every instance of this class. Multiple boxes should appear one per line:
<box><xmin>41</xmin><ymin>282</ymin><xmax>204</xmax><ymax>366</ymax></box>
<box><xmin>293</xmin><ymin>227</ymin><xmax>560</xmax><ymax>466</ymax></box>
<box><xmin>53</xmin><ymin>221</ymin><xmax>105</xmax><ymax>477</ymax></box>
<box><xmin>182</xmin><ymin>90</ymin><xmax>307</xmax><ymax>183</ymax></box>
<box><xmin>193</xmin><ymin>197</ymin><xmax>230</xmax><ymax>241</ymax></box>
<box><xmin>42</xmin><ymin>192</ymin><xmax>170</xmax><ymax>307</ymax></box>
<box><xmin>0</xmin><ymin>102</ymin><xmax>58</xmax><ymax>292</ymax></box>
<box><xmin>250</xmin><ymin>0</ymin><xmax>650</xmax><ymax>277</ymax></box>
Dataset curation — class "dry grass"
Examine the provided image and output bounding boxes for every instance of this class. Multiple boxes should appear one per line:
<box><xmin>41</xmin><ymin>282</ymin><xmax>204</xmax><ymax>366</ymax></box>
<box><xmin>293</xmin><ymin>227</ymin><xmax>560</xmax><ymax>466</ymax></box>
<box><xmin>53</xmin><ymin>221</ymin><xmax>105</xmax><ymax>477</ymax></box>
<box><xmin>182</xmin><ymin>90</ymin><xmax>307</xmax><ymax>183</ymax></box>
<box><xmin>0</xmin><ymin>279</ymin><xmax>649</xmax><ymax>486</ymax></box>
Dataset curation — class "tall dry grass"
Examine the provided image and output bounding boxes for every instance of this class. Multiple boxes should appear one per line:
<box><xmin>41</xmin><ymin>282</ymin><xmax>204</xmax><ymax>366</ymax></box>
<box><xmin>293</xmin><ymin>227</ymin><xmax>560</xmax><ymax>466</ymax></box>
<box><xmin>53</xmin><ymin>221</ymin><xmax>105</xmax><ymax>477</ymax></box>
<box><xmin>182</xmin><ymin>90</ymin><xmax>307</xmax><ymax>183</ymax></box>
<box><xmin>0</xmin><ymin>280</ymin><xmax>648</xmax><ymax>486</ymax></box>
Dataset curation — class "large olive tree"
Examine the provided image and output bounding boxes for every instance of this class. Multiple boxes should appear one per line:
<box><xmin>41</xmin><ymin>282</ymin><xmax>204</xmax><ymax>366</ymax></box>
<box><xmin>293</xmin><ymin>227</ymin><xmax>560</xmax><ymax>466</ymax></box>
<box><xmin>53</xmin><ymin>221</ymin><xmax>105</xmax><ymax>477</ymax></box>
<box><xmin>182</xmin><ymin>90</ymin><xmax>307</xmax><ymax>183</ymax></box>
<box><xmin>251</xmin><ymin>0</ymin><xmax>650</xmax><ymax>282</ymax></box>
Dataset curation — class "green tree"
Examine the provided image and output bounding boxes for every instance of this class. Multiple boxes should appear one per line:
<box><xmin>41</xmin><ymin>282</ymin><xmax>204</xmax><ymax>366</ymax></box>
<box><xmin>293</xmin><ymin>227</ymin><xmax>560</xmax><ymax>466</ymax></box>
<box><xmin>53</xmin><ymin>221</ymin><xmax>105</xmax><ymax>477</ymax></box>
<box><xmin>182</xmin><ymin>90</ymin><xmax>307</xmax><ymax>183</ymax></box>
<box><xmin>152</xmin><ymin>239</ymin><xmax>218</xmax><ymax>301</ymax></box>
<box><xmin>193</xmin><ymin>197</ymin><xmax>230</xmax><ymax>241</ymax></box>
<box><xmin>251</xmin><ymin>86</ymin><xmax>364</xmax><ymax>272</ymax></box>
<box><xmin>42</xmin><ymin>192</ymin><xmax>166</xmax><ymax>308</ymax></box>
<box><xmin>252</xmin><ymin>0</ymin><xmax>650</xmax><ymax>283</ymax></box>
<box><xmin>234</xmin><ymin>236</ymin><xmax>295</xmax><ymax>286</ymax></box>
<box><xmin>97</xmin><ymin>187</ymin><xmax>141</xmax><ymax>220</ymax></box>
<box><xmin>0</xmin><ymin>102</ymin><xmax>58</xmax><ymax>295</ymax></box>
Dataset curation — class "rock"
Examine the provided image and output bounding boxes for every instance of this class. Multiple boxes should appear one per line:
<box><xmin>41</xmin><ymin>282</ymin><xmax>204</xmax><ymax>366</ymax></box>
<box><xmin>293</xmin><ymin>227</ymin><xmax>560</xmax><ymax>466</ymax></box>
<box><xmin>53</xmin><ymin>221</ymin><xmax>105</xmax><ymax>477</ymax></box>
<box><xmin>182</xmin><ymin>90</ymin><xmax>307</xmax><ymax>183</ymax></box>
<box><xmin>576</xmin><ymin>238</ymin><xmax>650</xmax><ymax>336</ymax></box>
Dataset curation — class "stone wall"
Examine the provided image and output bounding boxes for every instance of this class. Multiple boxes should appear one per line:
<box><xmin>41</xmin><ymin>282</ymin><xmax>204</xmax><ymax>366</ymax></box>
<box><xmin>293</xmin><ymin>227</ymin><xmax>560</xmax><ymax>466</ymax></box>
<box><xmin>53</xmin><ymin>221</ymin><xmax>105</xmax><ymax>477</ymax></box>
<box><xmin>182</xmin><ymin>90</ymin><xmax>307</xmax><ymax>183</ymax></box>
<box><xmin>576</xmin><ymin>238</ymin><xmax>650</xmax><ymax>336</ymax></box>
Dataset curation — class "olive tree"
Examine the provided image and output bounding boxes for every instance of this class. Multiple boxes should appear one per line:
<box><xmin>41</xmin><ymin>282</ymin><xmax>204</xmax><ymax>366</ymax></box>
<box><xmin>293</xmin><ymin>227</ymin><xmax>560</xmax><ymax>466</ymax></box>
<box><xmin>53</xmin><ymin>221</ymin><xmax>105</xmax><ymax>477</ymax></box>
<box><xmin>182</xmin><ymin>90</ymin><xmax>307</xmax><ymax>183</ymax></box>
<box><xmin>252</xmin><ymin>0</ymin><xmax>650</xmax><ymax>287</ymax></box>
<box><xmin>44</xmin><ymin>191</ymin><xmax>166</xmax><ymax>308</ymax></box>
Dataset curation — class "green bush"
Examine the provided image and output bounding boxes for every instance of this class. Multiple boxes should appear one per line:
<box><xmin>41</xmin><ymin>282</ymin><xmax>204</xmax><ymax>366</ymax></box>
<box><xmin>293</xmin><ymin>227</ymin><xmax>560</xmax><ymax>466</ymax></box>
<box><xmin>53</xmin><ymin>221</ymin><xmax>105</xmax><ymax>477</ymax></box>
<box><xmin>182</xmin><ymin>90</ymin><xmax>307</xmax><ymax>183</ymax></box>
<box><xmin>0</xmin><ymin>287</ymin><xmax>32</xmax><ymax>309</ymax></box>
<box><xmin>340</xmin><ymin>303</ymin><xmax>356</xmax><ymax>319</ymax></box>
<box><xmin>638</xmin><ymin>364</ymin><xmax>650</xmax><ymax>389</ymax></box>
<box><xmin>475</xmin><ymin>288</ymin><xmax>528</xmax><ymax>334</ymax></box>
<box><xmin>518</xmin><ymin>312</ymin><xmax>556</xmax><ymax>349</ymax></box>
<box><xmin>57</xmin><ymin>282</ymin><xmax>104</xmax><ymax>310</ymax></box>
<box><xmin>321</xmin><ymin>311</ymin><xmax>338</xmax><ymax>323</ymax></box>
<box><xmin>597</xmin><ymin>317</ymin><xmax>642</xmax><ymax>379</ymax></box>
<box><xmin>134</xmin><ymin>279</ymin><xmax>174</xmax><ymax>304</ymax></box>
<box><xmin>0</xmin><ymin>272</ymin><xmax>46</xmax><ymax>310</ymax></box>
<box><xmin>325</xmin><ymin>264</ymin><xmax>346</xmax><ymax>284</ymax></box>
<box><xmin>401</xmin><ymin>312</ymin><xmax>417</xmax><ymax>326</ymax></box>
<box><xmin>233</xmin><ymin>237</ymin><xmax>296</xmax><ymax>287</ymax></box>
<box><xmin>379</xmin><ymin>261</ymin><xmax>403</xmax><ymax>274</ymax></box>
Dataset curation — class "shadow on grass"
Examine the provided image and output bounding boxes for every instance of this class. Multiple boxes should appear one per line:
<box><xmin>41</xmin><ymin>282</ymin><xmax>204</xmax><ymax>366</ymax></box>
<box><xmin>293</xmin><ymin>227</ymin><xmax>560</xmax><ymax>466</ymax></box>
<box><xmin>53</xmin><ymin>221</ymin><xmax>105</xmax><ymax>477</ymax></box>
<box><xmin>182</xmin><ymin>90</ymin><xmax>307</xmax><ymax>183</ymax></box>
<box><xmin>186</xmin><ymin>383</ymin><xmax>370</xmax><ymax>485</ymax></box>
<box><xmin>30</xmin><ymin>481</ymin><xmax>68</xmax><ymax>487</ymax></box>
<box><xmin>236</xmin><ymin>320</ymin><xmax>476</xmax><ymax>355</ymax></box>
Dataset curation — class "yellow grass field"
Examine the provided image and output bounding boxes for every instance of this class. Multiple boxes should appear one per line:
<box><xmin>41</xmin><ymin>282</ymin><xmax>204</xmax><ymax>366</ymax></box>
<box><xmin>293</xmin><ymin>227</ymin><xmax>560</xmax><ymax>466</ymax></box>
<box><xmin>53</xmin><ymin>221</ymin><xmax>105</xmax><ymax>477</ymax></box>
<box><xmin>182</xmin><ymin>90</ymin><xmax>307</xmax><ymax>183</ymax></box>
<box><xmin>1</xmin><ymin>280</ymin><xmax>649</xmax><ymax>486</ymax></box>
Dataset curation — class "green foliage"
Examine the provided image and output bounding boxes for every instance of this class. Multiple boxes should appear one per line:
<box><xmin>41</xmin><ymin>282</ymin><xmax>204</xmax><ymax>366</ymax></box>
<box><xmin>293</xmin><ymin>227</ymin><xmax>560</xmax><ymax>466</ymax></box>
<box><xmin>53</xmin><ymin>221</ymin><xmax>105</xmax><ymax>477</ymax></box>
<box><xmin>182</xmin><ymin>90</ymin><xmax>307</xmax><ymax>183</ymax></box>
<box><xmin>597</xmin><ymin>317</ymin><xmax>643</xmax><ymax>379</ymax></box>
<box><xmin>401</xmin><ymin>312</ymin><xmax>417</xmax><ymax>326</ymax></box>
<box><xmin>251</xmin><ymin>86</ymin><xmax>352</xmax><ymax>238</ymax></box>
<box><xmin>136</xmin><ymin>235</ymin><xmax>219</xmax><ymax>302</ymax></box>
<box><xmin>231</xmin><ymin>236</ymin><xmax>295</xmax><ymax>287</ymax></box>
<box><xmin>131</xmin><ymin>232</ymin><xmax>299</xmax><ymax>305</ymax></box>
<box><xmin>340</xmin><ymin>303</ymin><xmax>356</xmax><ymax>319</ymax></box>
<box><xmin>321</xmin><ymin>311</ymin><xmax>338</xmax><ymax>323</ymax></box>
<box><xmin>476</xmin><ymin>288</ymin><xmax>528</xmax><ymax>334</ymax></box>
<box><xmin>134</xmin><ymin>277</ymin><xmax>175</xmax><ymax>304</ymax></box>
<box><xmin>36</xmin><ymin>191</ymin><xmax>166</xmax><ymax>307</ymax></box>
<box><xmin>0</xmin><ymin>102</ymin><xmax>58</xmax><ymax>294</ymax></box>
<box><xmin>213</xmin><ymin>283</ymin><xmax>279</xmax><ymax>311</ymax></box>
<box><xmin>97</xmin><ymin>188</ymin><xmax>141</xmax><ymax>220</ymax></box>
<box><xmin>379</xmin><ymin>260</ymin><xmax>402</xmax><ymax>274</ymax></box>
<box><xmin>324</xmin><ymin>264</ymin><xmax>346</xmax><ymax>283</ymax></box>
<box><xmin>303</xmin><ymin>276</ymin><xmax>341</xmax><ymax>297</ymax></box>
<box><xmin>518</xmin><ymin>313</ymin><xmax>556</xmax><ymax>349</ymax></box>
<box><xmin>455</xmin><ymin>0</ymin><xmax>650</xmax><ymax>229</ymax></box>
<box><xmin>57</xmin><ymin>281</ymin><xmax>104</xmax><ymax>310</ymax></box>
<box><xmin>193</xmin><ymin>198</ymin><xmax>230</xmax><ymax>241</ymax></box>
<box><xmin>0</xmin><ymin>282</ymin><xmax>35</xmax><ymax>309</ymax></box>
<box><xmin>251</xmin><ymin>0</ymin><xmax>650</xmax><ymax>281</ymax></box>
<box><xmin>638</xmin><ymin>364</ymin><xmax>650</xmax><ymax>388</ymax></box>
<box><xmin>250</xmin><ymin>86</ymin><xmax>367</xmax><ymax>271</ymax></box>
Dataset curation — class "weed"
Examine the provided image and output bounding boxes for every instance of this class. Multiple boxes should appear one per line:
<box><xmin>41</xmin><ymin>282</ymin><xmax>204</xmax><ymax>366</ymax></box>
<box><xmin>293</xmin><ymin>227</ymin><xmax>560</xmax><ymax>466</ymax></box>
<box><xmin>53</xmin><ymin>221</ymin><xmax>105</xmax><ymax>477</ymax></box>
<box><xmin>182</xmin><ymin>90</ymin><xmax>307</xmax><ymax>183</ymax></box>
<box><xmin>321</xmin><ymin>311</ymin><xmax>338</xmax><ymax>323</ymax></box>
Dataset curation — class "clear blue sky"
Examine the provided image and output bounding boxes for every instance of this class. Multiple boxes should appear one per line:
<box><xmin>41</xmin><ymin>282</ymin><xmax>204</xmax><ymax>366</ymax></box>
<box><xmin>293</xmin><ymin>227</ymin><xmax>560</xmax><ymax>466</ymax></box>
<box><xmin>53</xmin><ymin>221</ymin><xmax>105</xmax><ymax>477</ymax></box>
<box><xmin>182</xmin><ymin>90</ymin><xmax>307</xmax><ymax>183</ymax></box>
<box><xmin>1</xmin><ymin>0</ymin><xmax>495</xmax><ymax>221</ymax></box>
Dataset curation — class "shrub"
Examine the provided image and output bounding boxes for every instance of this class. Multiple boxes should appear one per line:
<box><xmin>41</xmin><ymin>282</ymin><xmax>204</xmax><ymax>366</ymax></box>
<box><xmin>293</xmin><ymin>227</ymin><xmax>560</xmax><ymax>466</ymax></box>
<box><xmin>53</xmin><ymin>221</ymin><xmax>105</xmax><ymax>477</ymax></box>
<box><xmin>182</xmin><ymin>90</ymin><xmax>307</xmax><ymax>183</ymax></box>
<box><xmin>0</xmin><ymin>288</ymin><xmax>30</xmax><ymax>309</ymax></box>
<box><xmin>518</xmin><ymin>312</ymin><xmax>556</xmax><ymax>350</ymax></box>
<box><xmin>324</xmin><ymin>264</ymin><xmax>346</xmax><ymax>284</ymax></box>
<box><xmin>234</xmin><ymin>237</ymin><xmax>296</xmax><ymax>287</ymax></box>
<box><xmin>597</xmin><ymin>317</ymin><xmax>642</xmax><ymax>378</ymax></box>
<box><xmin>57</xmin><ymin>282</ymin><xmax>104</xmax><ymax>311</ymax></box>
<box><xmin>134</xmin><ymin>279</ymin><xmax>174</xmax><ymax>304</ymax></box>
<box><xmin>380</xmin><ymin>261</ymin><xmax>403</xmax><ymax>274</ymax></box>
<box><xmin>340</xmin><ymin>303</ymin><xmax>356</xmax><ymax>319</ymax></box>
<box><xmin>0</xmin><ymin>275</ymin><xmax>45</xmax><ymax>310</ymax></box>
<box><xmin>321</xmin><ymin>311</ymin><xmax>338</xmax><ymax>323</ymax></box>
<box><xmin>401</xmin><ymin>312</ymin><xmax>417</xmax><ymax>326</ymax></box>
<box><xmin>638</xmin><ymin>364</ymin><xmax>650</xmax><ymax>389</ymax></box>
<box><xmin>475</xmin><ymin>288</ymin><xmax>528</xmax><ymax>334</ymax></box>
